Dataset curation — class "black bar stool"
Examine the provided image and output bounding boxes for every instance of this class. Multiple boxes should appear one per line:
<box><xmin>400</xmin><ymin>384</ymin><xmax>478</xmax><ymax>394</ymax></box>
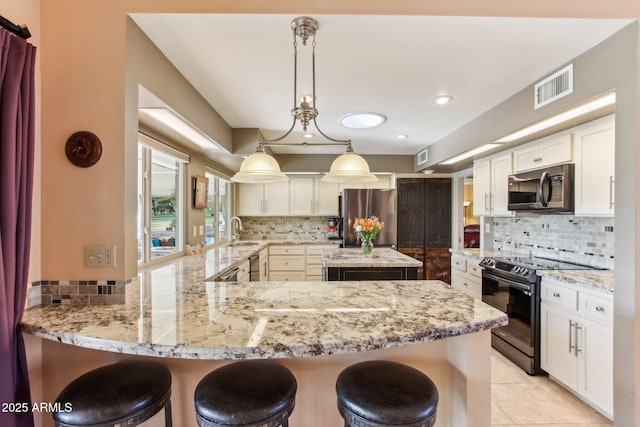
<box><xmin>336</xmin><ymin>360</ymin><xmax>439</xmax><ymax>427</ymax></box>
<box><xmin>194</xmin><ymin>360</ymin><xmax>297</xmax><ymax>427</ymax></box>
<box><xmin>52</xmin><ymin>360</ymin><xmax>172</xmax><ymax>427</ymax></box>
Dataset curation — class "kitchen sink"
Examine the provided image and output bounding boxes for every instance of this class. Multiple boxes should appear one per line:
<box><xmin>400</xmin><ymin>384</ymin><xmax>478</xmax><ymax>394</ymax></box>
<box><xmin>227</xmin><ymin>242</ymin><xmax>260</xmax><ymax>247</ymax></box>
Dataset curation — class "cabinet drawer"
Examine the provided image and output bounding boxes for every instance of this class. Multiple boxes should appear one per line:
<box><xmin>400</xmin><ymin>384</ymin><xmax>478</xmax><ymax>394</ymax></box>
<box><xmin>269</xmin><ymin>255</ymin><xmax>305</xmax><ymax>271</ymax></box>
<box><xmin>451</xmin><ymin>269</ymin><xmax>482</xmax><ymax>299</ymax></box>
<box><xmin>541</xmin><ymin>281</ymin><xmax>578</xmax><ymax>310</ymax></box>
<box><xmin>306</xmin><ymin>274</ymin><xmax>323</xmax><ymax>282</ymax></box>
<box><xmin>579</xmin><ymin>292</ymin><xmax>613</xmax><ymax>325</ymax></box>
<box><xmin>451</xmin><ymin>255</ymin><xmax>467</xmax><ymax>272</ymax></box>
<box><xmin>467</xmin><ymin>261</ymin><xmax>482</xmax><ymax>278</ymax></box>
<box><xmin>267</xmin><ymin>271</ymin><xmax>306</xmax><ymax>282</ymax></box>
<box><xmin>306</xmin><ymin>264</ymin><xmax>323</xmax><ymax>276</ymax></box>
<box><xmin>269</xmin><ymin>245</ymin><xmax>305</xmax><ymax>256</ymax></box>
<box><xmin>306</xmin><ymin>254</ymin><xmax>323</xmax><ymax>265</ymax></box>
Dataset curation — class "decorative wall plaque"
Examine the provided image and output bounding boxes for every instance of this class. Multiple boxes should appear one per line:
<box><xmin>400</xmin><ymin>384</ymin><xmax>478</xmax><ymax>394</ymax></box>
<box><xmin>65</xmin><ymin>131</ymin><xmax>102</xmax><ymax>167</ymax></box>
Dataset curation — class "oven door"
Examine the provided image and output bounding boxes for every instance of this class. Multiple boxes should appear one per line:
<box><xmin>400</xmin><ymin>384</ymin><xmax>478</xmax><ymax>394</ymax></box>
<box><xmin>481</xmin><ymin>269</ymin><xmax>536</xmax><ymax>357</ymax></box>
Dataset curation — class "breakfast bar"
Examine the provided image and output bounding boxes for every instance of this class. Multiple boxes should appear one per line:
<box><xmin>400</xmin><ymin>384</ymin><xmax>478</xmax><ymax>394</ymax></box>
<box><xmin>21</xmin><ymin>247</ymin><xmax>507</xmax><ymax>427</ymax></box>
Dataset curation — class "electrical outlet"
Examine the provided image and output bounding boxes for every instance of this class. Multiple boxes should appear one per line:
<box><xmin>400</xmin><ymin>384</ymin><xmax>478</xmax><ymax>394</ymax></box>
<box><xmin>85</xmin><ymin>245</ymin><xmax>116</xmax><ymax>267</ymax></box>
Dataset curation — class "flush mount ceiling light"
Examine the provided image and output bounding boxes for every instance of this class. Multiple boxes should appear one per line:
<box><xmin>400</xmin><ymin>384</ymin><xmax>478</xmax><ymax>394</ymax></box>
<box><xmin>495</xmin><ymin>92</ymin><xmax>616</xmax><ymax>143</ymax></box>
<box><xmin>340</xmin><ymin>112</ymin><xmax>387</xmax><ymax>129</ymax></box>
<box><xmin>435</xmin><ymin>95</ymin><xmax>454</xmax><ymax>105</ymax></box>
<box><xmin>232</xmin><ymin>16</ymin><xmax>376</xmax><ymax>184</ymax></box>
<box><xmin>139</xmin><ymin>107</ymin><xmax>220</xmax><ymax>150</ymax></box>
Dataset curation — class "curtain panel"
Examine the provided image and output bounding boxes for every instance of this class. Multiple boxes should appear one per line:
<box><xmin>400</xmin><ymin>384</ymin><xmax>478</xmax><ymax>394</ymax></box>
<box><xmin>0</xmin><ymin>27</ymin><xmax>36</xmax><ymax>427</ymax></box>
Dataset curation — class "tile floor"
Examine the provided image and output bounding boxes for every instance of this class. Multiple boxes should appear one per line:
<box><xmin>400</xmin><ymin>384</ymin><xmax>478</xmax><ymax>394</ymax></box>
<box><xmin>491</xmin><ymin>349</ymin><xmax>613</xmax><ymax>427</ymax></box>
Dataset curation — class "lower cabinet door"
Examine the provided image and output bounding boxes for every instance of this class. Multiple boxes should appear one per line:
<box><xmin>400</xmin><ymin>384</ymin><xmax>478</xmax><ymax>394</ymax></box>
<box><xmin>540</xmin><ymin>303</ymin><xmax>578</xmax><ymax>389</ymax></box>
<box><xmin>578</xmin><ymin>318</ymin><xmax>613</xmax><ymax>417</ymax></box>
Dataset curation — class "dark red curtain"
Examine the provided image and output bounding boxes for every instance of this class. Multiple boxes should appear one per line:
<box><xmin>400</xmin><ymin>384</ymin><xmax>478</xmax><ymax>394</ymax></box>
<box><xmin>0</xmin><ymin>27</ymin><xmax>36</xmax><ymax>427</ymax></box>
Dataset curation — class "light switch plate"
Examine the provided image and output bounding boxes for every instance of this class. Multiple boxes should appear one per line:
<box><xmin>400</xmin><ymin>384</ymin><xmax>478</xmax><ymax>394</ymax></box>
<box><xmin>84</xmin><ymin>245</ymin><xmax>116</xmax><ymax>267</ymax></box>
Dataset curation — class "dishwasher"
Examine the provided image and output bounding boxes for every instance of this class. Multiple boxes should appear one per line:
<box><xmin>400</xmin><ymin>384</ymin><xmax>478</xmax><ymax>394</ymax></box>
<box><xmin>216</xmin><ymin>267</ymin><xmax>239</xmax><ymax>282</ymax></box>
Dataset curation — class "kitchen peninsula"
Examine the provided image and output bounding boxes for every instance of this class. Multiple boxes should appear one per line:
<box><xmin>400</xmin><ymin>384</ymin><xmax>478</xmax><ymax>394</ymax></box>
<box><xmin>322</xmin><ymin>247</ymin><xmax>422</xmax><ymax>280</ymax></box>
<box><xmin>21</xmin><ymin>244</ymin><xmax>507</xmax><ymax>427</ymax></box>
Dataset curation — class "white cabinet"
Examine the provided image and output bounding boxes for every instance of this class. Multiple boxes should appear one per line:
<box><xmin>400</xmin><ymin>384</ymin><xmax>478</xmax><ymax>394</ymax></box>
<box><xmin>314</xmin><ymin>179</ymin><xmax>340</xmax><ymax>215</ymax></box>
<box><xmin>512</xmin><ymin>134</ymin><xmax>572</xmax><ymax>172</ymax></box>
<box><xmin>450</xmin><ymin>254</ymin><xmax>482</xmax><ymax>299</ymax></box>
<box><xmin>268</xmin><ymin>245</ymin><xmax>306</xmax><ymax>281</ymax></box>
<box><xmin>237</xmin><ymin>259</ymin><xmax>251</xmax><ymax>283</ymax></box>
<box><xmin>473</xmin><ymin>153</ymin><xmax>512</xmax><ymax>216</ymax></box>
<box><xmin>259</xmin><ymin>248</ymin><xmax>269</xmax><ymax>281</ymax></box>
<box><xmin>573</xmin><ymin>115</ymin><xmax>615</xmax><ymax>217</ymax></box>
<box><xmin>540</xmin><ymin>278</ymin><xmax>613</xmax><ymax>419</ymax></box>
<box><xmin>290</xmin><ymin>178</ymin><xmax>315</xmax><ymax>215</ymax></box>
<box><xmin>305</xmin><ymin>244</ymin><xmax>338</xmax><ymax>280</ymax></box>
<box><xmin>237</xmin><ymin>181</ymin><xmax>290</xmax><ymax>216</ymax></box>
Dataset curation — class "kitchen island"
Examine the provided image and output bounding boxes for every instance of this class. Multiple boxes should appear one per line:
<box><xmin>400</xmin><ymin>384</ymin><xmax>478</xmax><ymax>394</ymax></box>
<box><xmin>22</xmin><ymin>250</ymin><xmax>506</xmax><ymax>427</ymax></box>
<box><xmin>322</xmin><ymin>246</ymin><xmax>422</xmax><ymax>280</ymax></box>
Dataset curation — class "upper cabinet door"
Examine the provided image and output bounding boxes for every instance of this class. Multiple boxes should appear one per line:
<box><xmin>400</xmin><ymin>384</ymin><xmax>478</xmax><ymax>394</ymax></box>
<box><xmin>290</xmin><ymin>178</ymin><xmax>314</xmax><ymax>215</ymax></box>
<box><xmin>573</xmin><ymin>115</ymin><xmax>615</xmax><ymax>217</ymax></box>
<box><xmin>513</xmin><ymin>134</ymin><xmax>572</xmax><ymax>172</ymax></box>
<box><xmin>264</xmin><ymin>181</ymin><xmax>291</xmax><ymax>215</ymax></box>
<box><xmin>237</xmin><ymin>183</ymin><xmax>264</xmax><ymax>216</ymax></box>
<box><xmin>490</xmin><ymin>153</ymin><xmax>513</xmax><ymax>216</ymax></box>
<box><xmin>314</xmin><ymin>179</ymin><xmax>340</xmax><ymax>216</ymax></box>
<box><xmin>472</xmin><ymin>159</ymin><xmax>491</xmax><ymax>216</ymax></box>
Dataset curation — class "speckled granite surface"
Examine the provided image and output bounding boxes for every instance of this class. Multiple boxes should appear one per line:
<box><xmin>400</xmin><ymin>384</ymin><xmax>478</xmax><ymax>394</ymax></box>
<box><xmin>538</xmin><ymin>269</ymin><xmax>614</xmax><ymax>294</ymax></box>
<box><xmin>449</xmin><ymin>248</ymin><xmax>511</xmax><ymax>260</ymax></box>
<box><xmin>322</xmin><ymin>248</ymin><xmax>422</xmax><ymax>268</ymax></box>
<box><xmin>21</xmin><ymin>276</ymin><xmax>507</xmax><ymax>359</ymax></box>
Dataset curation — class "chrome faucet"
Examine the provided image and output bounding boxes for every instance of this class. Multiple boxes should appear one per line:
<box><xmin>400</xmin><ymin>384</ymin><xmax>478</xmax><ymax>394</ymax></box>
<box><xmin>230</xmin><ymin>216</ymin><xmax>243</xmax><ymax>241</ymax></box>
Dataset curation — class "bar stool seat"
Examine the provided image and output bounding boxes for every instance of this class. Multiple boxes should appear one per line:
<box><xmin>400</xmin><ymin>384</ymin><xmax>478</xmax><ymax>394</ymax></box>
<box><xmin>336</xmin><ymin>360</ymin><xmax>439</xmax><ymax>427</ymax></box>
<box><xmin>52</xmin><ymin>360</ymin><xmax>172</xmax><ymax>427</ymax></box>
<box><xmin>194</xmin><ymin>360</ymin><xmax>297</xmax><ymax>427</ymax></box>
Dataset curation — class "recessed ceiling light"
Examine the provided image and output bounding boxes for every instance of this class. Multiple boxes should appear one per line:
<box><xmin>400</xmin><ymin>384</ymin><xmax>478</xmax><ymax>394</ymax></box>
<box><xmin>435</xmin><ymin>95</ymin><xmax>454</xmax><ymax>105</ymax></box>
<box><xmin>396</xmin><ymin>135</ymin><xmax>409</xmax><ymax>140</ymax></box>
<box><xmin>340</xmin><ymin>113</ymin><xmax>387</xmax><ymax>129</ymax></box>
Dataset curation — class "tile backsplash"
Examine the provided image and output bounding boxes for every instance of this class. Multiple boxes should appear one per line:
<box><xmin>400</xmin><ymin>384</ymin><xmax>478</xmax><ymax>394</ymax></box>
<box><xmin>239</xmin><ymin>216</ymin><xmax>335</xmax><ymax>241</ymax></box>
<box><xmin>492</xmin><ymin>213</ymin><xmax>614</xmax><ymax>269</ymax></box>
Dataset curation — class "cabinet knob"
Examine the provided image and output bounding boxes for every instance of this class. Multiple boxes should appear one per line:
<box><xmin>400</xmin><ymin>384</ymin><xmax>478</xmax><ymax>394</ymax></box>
<box><xmin>595</xmin><ymin>306</ymin><xmax>605</xmax><ymax>312</ymax></box>
<box><xmin>534</xmin><ymin>156</ymin><xmax>543</xmax><ymax>162</ymax></box>
<box><xmin>552</xmin><ymin>292</ymin><xmax>560</xmax><ymax>298</ymax></box>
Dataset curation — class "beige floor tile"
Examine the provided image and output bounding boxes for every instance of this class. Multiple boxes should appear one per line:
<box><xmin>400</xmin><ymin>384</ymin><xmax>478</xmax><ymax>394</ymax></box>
<box><xmin>491</xmin><ymin>400</ymin><xmax>513</xmax><ymax>425</ymax></box>
<box><xmin>490</xmin><ymin>350</ymin><xmax>613</xmax><ymax>427</ymax></box>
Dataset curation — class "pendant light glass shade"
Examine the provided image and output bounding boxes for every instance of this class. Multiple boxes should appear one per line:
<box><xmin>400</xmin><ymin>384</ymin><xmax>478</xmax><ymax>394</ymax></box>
<box><xmin>231</xmin><ymin>151</ymin><xmax>288</xmax><ymax>183</ymax></box>
<box><xmin>321</xmin><ymin>151</ymin><xmax>378</xmax><ymax>183</ymax></box>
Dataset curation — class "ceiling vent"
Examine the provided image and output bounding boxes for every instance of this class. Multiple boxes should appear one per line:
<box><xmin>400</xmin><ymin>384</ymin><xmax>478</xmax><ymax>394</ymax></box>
<box><xmin>417</xmin><ymin>148</ymin><xmax>428</xmax><ymax>165</ymax></box>
<box><xmin>534</xmin><ymin>64</ymin><xmax>573</xmax><ymax>109</ymax></box>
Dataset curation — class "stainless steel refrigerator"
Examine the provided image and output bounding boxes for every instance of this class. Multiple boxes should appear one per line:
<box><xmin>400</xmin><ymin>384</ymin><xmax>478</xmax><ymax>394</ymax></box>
<box><xmin>342</xmin><ymin>189</ymin><xmax>397</xmax><ymax>247</ymax></box>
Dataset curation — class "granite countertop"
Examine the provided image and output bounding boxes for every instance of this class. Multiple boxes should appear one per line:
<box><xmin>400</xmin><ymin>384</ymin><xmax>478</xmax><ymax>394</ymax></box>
<box><xmin>21</xmin><ymin>278</ymin><xmax>507</xmax><ymax>359</ymax></box>
<box><xmin>449</xmin><ymin>248</ymin><xmax>507</xmax><ymax>260</ymax></box>
<box><xmin>322</xmin><ymin>247</ymin><xmax>423</xmax><ymax>268</ymax></box>
<box><xmin>537</xmin><ymin>269</ymin><xmax>614</xmax><ymax>294</ymax></box>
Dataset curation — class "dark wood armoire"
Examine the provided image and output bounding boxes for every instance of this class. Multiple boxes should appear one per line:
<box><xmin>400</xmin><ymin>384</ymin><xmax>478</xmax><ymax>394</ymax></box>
<box><xmin>397</xmin><ymin>178</ymin><xmax>452</xmax><ymax>283</ymax></box>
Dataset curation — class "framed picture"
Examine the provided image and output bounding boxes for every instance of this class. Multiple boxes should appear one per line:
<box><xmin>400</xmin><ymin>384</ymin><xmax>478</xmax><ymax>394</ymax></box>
<box><xmin>193</xmin><ymin>175</ymin><xmax>209</xmax><ymax>209</ymax></box>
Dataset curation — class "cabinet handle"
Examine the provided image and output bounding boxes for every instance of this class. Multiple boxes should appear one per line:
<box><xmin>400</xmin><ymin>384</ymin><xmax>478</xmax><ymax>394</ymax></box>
<box><xmin>575</xmin><ymin>323</ymin><xmax>582</xmax><ymax>356</ymax></box>
<box><xmin>569</xmin><ymin>320</ymin><xmax>575</xmax><ymax>354</ymax></box>
<box><xmin>463</xmin><ymin>282</ymin><xmax>468</xmax><ymax>287</ymax></box>
<box><xmin>484</xmin><ymin>193</ymin><xmax>489</xmax><ymax>212</ymax></box>
<box><xmin>609</xmin><ymin>176</ymin><xmax>615</xmax><ymax>209</ymax></box>
<box><xmin>552</xmin><ymin>292</ymin><xmax>560</xmax><ymax>298</ymax></box>
<box><xmin>260</xmin><ymin>200</ymin><xmax>264</xmax><ymax>214</ymax></box>
<box><xmin>311</xmin><ymin>200</ymin><xmax>314</xmax><ymax>212</ymax></box>
<box><xmin>533</xmin><ymin>156</ymin><xmax>543</xmax><ymax>162</ymax></box>
<box><xmin>595</xmin><ymin>305</ymin><xmax>605</xmax><ymax>312</ymax></box>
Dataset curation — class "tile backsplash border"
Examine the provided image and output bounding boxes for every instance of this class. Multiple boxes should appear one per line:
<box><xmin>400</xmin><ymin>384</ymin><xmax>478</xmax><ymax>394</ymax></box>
<box><xmin>30</xmin><ymin>279</ymin><xmax>132</xmax><ymax>306</ymax></box>
<box><xmin>492</xmin><ymin>213</ymin><xmax>614</xmax><ymax>269</ymax></box>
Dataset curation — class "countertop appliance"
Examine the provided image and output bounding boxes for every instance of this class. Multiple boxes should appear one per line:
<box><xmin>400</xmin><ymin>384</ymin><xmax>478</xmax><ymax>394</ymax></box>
<box><xmin>342</xmin><ymin>189</ymin><xmax>397</xmax><ymax>248</ymax></box>
<box><xmin>479</xmin><ymin>255</ymin><xmax>598</xmax><ymax>375</ymax></box>
<box><xmin>508</xmin><ymin>163</ymin><xmax>574</xmax><ymax>212</ymax></box>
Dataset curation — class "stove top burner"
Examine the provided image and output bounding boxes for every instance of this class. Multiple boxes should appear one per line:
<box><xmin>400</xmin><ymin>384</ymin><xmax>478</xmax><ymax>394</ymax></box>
<box><xmin>479</xmin><ymin>255</ymin><xmax>598</xmax><ymax>282</ymax></box>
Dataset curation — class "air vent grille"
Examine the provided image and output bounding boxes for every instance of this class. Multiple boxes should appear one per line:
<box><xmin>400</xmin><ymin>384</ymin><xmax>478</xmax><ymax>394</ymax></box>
<box><xmin>534</xmin><ymin>64</ymin><xmax>573</xmax><ymax>109</ymax></box>
<box><xmin>417</xmin><ymin>148</ymin><xmax>428</xmax><ymax>165</ymax></box>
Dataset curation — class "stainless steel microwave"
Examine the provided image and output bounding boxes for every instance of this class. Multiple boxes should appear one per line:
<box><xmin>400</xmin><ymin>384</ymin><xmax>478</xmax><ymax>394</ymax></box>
<box><xmin>507</xmin><ymin>163</ymin><xmax>574</xmax><ymax>212</ymax></box>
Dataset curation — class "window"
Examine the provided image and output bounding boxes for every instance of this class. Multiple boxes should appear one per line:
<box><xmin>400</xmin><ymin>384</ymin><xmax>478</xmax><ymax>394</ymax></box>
<box><xmin>138</xmin><ymin>136</ymin><xmax>187</xmax><ymax>264</ymax></box>
<box><xmin>205</xmin><ymin>171</ymin><xmax>231</xmax><ymax>245</ymax></box>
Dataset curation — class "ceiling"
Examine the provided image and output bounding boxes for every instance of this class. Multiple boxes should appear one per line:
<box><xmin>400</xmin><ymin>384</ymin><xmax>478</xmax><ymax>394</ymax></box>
<box><xmin>131</xmin><ymin>14</ymin><xmax>629</xmax><ymax>167</ymax></box>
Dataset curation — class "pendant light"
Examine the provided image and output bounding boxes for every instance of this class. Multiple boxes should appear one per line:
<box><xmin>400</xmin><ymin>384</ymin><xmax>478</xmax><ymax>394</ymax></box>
<box><xmin>232</xmin><ymin>16</ymin><xmax>377</xmax><ymax>184</ymax></box>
